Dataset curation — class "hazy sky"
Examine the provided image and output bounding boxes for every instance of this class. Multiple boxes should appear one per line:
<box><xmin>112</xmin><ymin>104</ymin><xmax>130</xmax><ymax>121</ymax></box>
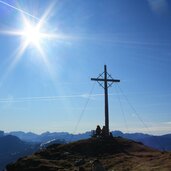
<box><xmin>0</xmin><ymin>0</ymin><xmax>171</xmax><ymax>135</ymax></box>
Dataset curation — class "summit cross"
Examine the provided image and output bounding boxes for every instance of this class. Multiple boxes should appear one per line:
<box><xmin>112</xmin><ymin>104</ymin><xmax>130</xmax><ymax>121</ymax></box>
<box><xmin>91</xmin><ymin>65</ymin><xmax>120</xmax><ymax>136</ymax></box>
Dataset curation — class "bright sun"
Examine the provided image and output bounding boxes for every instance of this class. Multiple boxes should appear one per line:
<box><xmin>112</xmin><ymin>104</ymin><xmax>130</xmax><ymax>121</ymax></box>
<box><xmin>0</xmin><ymin>1</ymin><xmax>66</xmax><ymax>80</ymax></box>
<box><xmin>0</xmin><ymin>0</ymin><xmax>71</xmax><ymax>78</ymax></box>
<box><xmin>23</xmin><ymin>25</ymin><xmax>41</xmax><ymax>46</ymax></box>
<box><xmin>21</xmin><ymin>20</ymin><xmax>43</xmax><ymax>47</ymax></box>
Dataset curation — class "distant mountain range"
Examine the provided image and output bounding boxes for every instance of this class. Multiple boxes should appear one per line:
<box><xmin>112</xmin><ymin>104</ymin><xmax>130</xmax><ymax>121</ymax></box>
<box><xmin>111</xmin><ymin>130</ymin><xmax>171</xmax><ymax>151</ymax></box>
<box><xmin>6</xmin><ymin>131</ymin><xmax>91</xmax><ymax>143</ymax></box>
<box><xmin>5</xmin><ymin>130</ymin><xmax>171</xmax><ymax>151</ymax></box>
<box><xmin>1</xmin><ymin>130</ymin><xmax>171</xmax><ymax>170</ymax></box>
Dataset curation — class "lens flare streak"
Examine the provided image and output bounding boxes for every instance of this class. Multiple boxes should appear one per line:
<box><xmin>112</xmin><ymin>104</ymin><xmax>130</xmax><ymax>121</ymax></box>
<box><xmin>0</xmin><ymin>1</ymin><xmax>63</xmax><ymax>81</ymax></box>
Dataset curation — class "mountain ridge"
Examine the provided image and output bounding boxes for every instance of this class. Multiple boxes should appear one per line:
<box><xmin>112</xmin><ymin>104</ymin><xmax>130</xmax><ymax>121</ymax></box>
<box><xmin>6</xmin><ymin>137</ymin><xmax>171</xmax><ymax>171</ymax></box>
<box><xmin>5</xmin><ymin>130</ymin><xmax>171</xmax><ymax>151</ymax></box>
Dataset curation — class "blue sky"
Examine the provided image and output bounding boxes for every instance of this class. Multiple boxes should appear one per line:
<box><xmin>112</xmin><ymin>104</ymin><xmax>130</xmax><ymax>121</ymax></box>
<box><xmin>0</xmin><ymin>0</ymin><xmax>171</xmax><ymax>135</ymax></box>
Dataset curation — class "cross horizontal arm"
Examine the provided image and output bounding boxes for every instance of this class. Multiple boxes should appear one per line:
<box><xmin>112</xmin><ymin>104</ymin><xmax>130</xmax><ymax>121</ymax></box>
<box><xmin>91</xmin><ymin>78</ymin><xmax>120</xmax><ymax>82</ymax></box>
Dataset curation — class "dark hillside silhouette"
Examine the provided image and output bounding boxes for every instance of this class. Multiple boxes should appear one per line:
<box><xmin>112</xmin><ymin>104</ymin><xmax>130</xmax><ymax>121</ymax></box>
<box><xmin>6</xmin><ymin>137</ymin><xmax>171</xmax><ymax>171</ymax></box>
<box><xmin>0</xmin><ymin>135</ymin><xmax>39</xmax><ymax>171</ymax></box>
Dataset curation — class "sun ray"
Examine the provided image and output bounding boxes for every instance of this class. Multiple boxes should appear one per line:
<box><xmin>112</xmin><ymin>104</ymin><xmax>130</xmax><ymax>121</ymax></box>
<box><xmin>0</xmin><ymin>30</ymin><xmax>23</xmax><ymax>36</ymax></box>
<box><xmin>35</xmin><ymin>42</ymin><xmax>57</xmax><ymax>81</ymax></box>
<box><xmin>0</xmin><ymin>1</ymin><xmax>78</xmax><ymax>86</ymax></box>
<box><xmin>36</xmin><ymin>1</ymin><xmax>57</xmax><ymax>30</ymax></box>
<box><xmin>4</xmin><ymin>39</ymin><xmax>29</xmax><ymax>76</ymax></box>
<box><xmin>0</xmin><ymin>40</ymin><xmax>29</xmax><ymax>86</ymax></box>
<box><xmin>0</xmin><ymin>2</ymin><xmax>57</xmax><ymax>77</ymax></box>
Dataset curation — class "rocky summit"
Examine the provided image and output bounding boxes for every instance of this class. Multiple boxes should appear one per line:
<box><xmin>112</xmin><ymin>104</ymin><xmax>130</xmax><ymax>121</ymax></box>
<box><xmin>6</xmin><ymin>137</ymin><xmax>171</xmax><ymax>171</ymax></box>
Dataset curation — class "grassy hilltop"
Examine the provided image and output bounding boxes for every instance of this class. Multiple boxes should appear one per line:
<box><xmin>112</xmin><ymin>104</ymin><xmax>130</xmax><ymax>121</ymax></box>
<box><xmin>6</xmin><ymin>137</ymin><xmax>171</xmax><ymax>171</ymax></box>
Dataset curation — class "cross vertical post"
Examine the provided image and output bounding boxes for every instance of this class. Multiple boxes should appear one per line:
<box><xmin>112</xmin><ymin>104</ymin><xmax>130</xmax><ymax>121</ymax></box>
<box><xmin>91</xmin><ymin>65</ymin><xmax>120</xmax><ymax>137</ymax></box>
<box><xmin>104</xmin><ymin>65</ymin><xmax>109</xmax><ymax>136</ymax></box>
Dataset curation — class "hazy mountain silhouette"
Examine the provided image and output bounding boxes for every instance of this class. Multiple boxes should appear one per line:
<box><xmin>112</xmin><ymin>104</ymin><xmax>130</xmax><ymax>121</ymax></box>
<box><xmin>0</xmin><ymin>134</ymin><xmax>39</xmax><ymax>171</ymax></box>
<box><xmin>6</xmin><ymin>137</ymin><xmax>171</xmax><ymax>171</ymax></box>
<box><xmin>111</xmin><ymin>131</ymin><xmax>171</xmax><ymax>151</ymax></box>
<box><xmin>7</xmin><ymin>131</ymin><xmax>91</xmax><ymax>143</ymax></box>
<box><xmin>0</xmin><ymin>131</ymin><xmax>4</xmax><ymax>137</ymax></box>
<box><xmin>7</xmin><ymin>131</ymin><xmax>40</xmax><ymax>143</ymax></box>
<box><xmin>7</xmin><ymin>130</ymin><xmax>171</xmax><ymax>151</ymax></box>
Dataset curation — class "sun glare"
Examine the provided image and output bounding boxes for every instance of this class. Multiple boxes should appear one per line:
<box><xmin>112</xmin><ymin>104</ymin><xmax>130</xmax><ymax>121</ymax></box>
<box><xmin>22</xmin><ymin>24</ymin><xmax>41</xmax><ymax>46</ymax></box>
<box><xmin>0</xmin><ymin>1</ymin><xmax>71</xmax><ymax>80</ymax></box>
<box><xmin>21</xmin><ymin>19</ymin><xmax>44</xmax><ymax>48</ymax></box>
